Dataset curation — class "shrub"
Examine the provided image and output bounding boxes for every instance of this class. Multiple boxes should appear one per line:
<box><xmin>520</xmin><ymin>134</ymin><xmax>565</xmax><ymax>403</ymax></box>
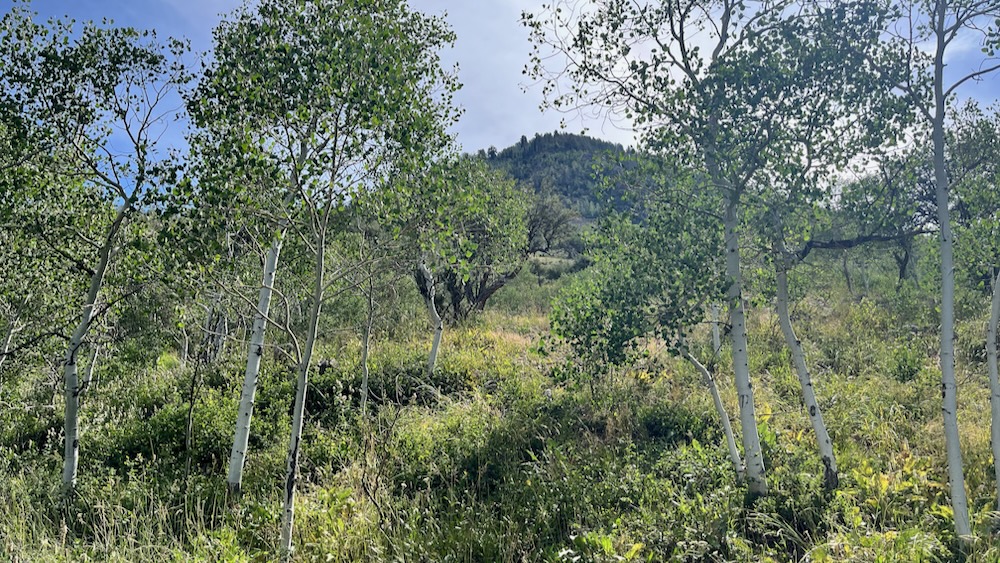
<box><xmin>889</xmin><ymin>345</ymin><xmax>924</xmax><ymax>382</ymax></box>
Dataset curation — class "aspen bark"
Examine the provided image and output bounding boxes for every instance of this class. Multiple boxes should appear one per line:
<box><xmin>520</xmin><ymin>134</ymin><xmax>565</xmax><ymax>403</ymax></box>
<box><xmin>210</xmin><ymin>308</ymin><xmax>228</xmax><ymax>364</ymax></box>
<box><xmin>932</xmin><ymin>0</ymin><xmax>970</xmax><ymax>536</ymax></box>
<box><xmin>684</xmin><ymin>352</ymin><xmax>744</xmax><ymax>482</ymax></box>
<box><xmin>180</xmin><ymin>330</ymin><xmax>190</xmax><ymax>365</ymax></box>
<box><xmin>988</xmin><ymin>269</ymin><xmax>1000</xmax><ymax>510</ymax></box>
<box><xmin>428</xmin><ymin>309</ymin><xmax>444</xmax><ymax>377</ymax></box>
<box><xmin>62</xmin><ymin>203</ymin><xmax>125</xmax><ymax>494</ymax></box>
<box><xmin>418</xmin><ymin>261</ymin><xmax>444</xmax><ymax>377</ymax></box>
<box><xmin>711</xmin><ymin>303</ymin><xmax>723</xmax><ymax>356</ymax></box>
<box><xmin>80</xmin><ymin>344</ymin><xmax>100</xmax><ymax>401</ymax></box>
<box><xmin>62</xmin><ymin>249</ymin><xmax>113</xmax><ymax>491</ymax></box>
<box><xmin>0</xmin><ymin>321</ymin><xmax>19</xmax><ymax>388</ymax></box>
<box><xmin>704</xmin><ymin>130</ymin><xmax>767</xmax><ymax>497</ymax></box>
<box><xmin>62</xmin><ymin>312</ymin><xmax>91</xmax><ymax>493</ymax></box>
<box><xmin>360</xmin><ymin>276</ymin><xmax>374</xmax><ymax>417</ymax></box>
<box><xmin>776</xmin><ymin>264</ymin><xmax>838</xmax><ymax>489</ymax></box>
<box><xmin>227</xmin><ymin>235</ymin><xmax>283</xmax><ymax>494</ymax></box>
<box><xmin>722</xmin><ymin>196</ymin><xmax>768</xmax><ymax>497</ymax></box>
<box><xmin>279</xmin><ymin>230</ymin><xmax>325</xmax><ymax>561</ymax></box>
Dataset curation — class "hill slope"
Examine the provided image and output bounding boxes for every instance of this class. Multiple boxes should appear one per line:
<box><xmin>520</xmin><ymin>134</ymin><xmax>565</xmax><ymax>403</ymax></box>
<box><xmin>477</xmin><ymin>131</ymin><xmax>628</xmax><ymax>218</ymax></box>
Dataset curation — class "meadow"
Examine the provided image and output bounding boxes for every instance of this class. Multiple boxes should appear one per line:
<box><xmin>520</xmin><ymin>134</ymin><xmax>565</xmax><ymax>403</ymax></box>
<box><xmin>3</xmin><ymin>247</ymin><xmax>999</xmax><ymax>562</ymax></box>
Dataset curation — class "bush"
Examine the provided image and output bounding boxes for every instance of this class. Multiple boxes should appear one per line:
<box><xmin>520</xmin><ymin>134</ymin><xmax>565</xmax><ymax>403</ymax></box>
<box><xmin>889</xmin><ymin>345</ymin><xmax>924</xmax><ymax>382</ymax></box>
<box><xmin>638</xmin><ymin>400</ymin><xmax>717</xmax><ymax>447</ymax></box>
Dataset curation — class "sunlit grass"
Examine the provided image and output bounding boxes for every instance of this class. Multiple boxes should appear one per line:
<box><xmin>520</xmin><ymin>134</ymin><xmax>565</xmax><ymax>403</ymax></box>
<box><xmin>5</xmin><ymin>261</ymin><xmax>1000</xmax><ymax>560</ymax></box>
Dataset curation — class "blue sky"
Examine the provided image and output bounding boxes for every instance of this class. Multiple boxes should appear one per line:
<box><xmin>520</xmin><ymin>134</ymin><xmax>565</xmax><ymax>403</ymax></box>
<box><xmin>28</xmin><ymin>0</ymin><xmax>629</xmax><ymax>154</ymax></box>
<box><xmin>24</xmin><ymin>0</ymin><xmax>1000</xmax><ymax>155</ymax></box>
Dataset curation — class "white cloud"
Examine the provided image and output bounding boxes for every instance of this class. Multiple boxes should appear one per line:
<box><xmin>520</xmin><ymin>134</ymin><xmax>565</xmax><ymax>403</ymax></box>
<box><xmin>411</xmin><ymin>0</ymin><xmax>637</xmax><ymax>152</ymax></box>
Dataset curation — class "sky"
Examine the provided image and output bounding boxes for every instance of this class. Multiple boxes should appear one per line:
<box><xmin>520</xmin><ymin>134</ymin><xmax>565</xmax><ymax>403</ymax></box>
<box><xmin>23</xmin><ymin>0</ymin><xmax>1000</xmax><ymax>155</ymax></box>
<box><xmin>27</xmin><ymin>0</ymin><xmax>636</xmax><ymax>154</ymax></box>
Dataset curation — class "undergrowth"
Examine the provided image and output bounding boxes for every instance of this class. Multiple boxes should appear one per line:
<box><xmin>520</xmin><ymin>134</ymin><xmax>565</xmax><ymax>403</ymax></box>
<box><xmin>3</xmin><ymin>262</ymin><xmax>1000</xmax><ymax>561</ymax></box>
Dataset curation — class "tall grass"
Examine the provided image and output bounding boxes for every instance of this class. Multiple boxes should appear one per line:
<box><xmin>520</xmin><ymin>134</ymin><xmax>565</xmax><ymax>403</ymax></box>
<box><xmin>5</xmin><ymin>247</ymin><xmax>1000</xmax><ymax>560</ymax></box>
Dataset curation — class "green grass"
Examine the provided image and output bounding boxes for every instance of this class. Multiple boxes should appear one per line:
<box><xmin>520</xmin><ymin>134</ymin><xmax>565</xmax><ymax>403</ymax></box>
<box><xmin>4</xmin><ymin>255</ymin><xmax>1000</xmax><ymax>561</ymax></box>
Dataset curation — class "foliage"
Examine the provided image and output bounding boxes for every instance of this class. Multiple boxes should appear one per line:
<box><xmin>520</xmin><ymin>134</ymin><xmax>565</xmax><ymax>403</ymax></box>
<box><xmin>950</xmin><ymin>103</ymin><xmax>1000</xmax><ymax>293</ymax></box>
<box><xmin>4</xmin><ymin>259</ymin><xmax>1000</xmax><ymax>560</ymax></box>
<box><xmin>412</xmin><ymin>159</ymin><xmax>533</xmax><ymax>321</ymax></box>
<box><xmin>484</xmin><ymin>131</ymin><xmax>627</xmax><ymax>218</ymax></box>
<box><xmin>551</xmin><ymin>156</ymin><xmax>724</xmax><ymax>386</ymax></box>
<box><xmin>6</xmin><ymin>0</ymin><xmax>1000</xmax><ymax>560</ymax></box>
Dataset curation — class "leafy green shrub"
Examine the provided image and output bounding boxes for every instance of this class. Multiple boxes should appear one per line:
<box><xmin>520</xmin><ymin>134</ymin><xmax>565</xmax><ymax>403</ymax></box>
<box><xmin>745</xmin><ymin>434</ymin><xmax>832</xmax><ymax>559</ymax></box>
<box><xmin>808</xmin><ymin>528</ymin><xmax>949</xmax><ymax>562</ymax></box>
<box><xmin>956</xmin><ymin>317</ymin><xmax>988</xmax><ymax>365</ymax></box>
<box><xmin>300</xmin><ymin>424</ymin><xmax>357</xmax><ymax>481</ymax></box>
<box><xmin>835</xmin><ymin>453</ymin><xmax>946</xmax><ymax>531</ymax></box>
<box><xmin>0</xmin><ymin>404</ymin><xmax>62</xmax><ymax>456</ymax></box>
<box><xmin>91</xmin><ymin>386</ymin><xmax>237</xmax><ymax>473</ymax></box>
<box><xmin>888</xmin><ymin>345</ymin><xmax>924</xmax><ymax>382</ymax></box>
<box><xmin>305</xmin><ymin>368</ymin><xmax>355</xmax><ymax>429</ymax></box>
<box><xmin>637</xmin><ymin>400</ymin><xmax>717</xmax><ymax>447</ymax></box>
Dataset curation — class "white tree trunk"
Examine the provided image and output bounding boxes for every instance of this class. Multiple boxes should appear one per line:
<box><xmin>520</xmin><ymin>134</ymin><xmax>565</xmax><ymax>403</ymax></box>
<box><xmin>684</xmin><ymin>351</ymin><xmax>744</xmax><ymax>482</ymax></box>
<box><xmin>62</xmin><ymin>219</ymin><xmax>118</xmax><ymax>493</ymax></box>
<box><xmin>62</xmin><ymin>315</ymin><xmax>91</xmax><ymax>493</ymax></box>
<box><xmin>419</xmin><ymin>261</ymin><xmax>444</xmax><ymax>377</ymax></box>
<box><xmin>0</xmin><ymin>320</ymin><xmax>18</xmax><ymax>382</ymax></box>
<box><xmin>428</xmin><ymin>310</ymin><xmax>443</xmax><ymax>377</ymax></box>
<box><xmin>210</xmin><ymin>307</ymin><xmax>228</xmax><ymax>364</ymax></box>
<box><xmin>227</xmin><ymin>235</ymin><xmax>283</xmax><ymax>494</ymax></box>
<box><xmin>180</xmin><ymin>329</ymin><xmax>190</xmax><ymax>365</ymax></box>
<box><xmin>988</xmin><ymin>269</ymin><xmax>1000</xmax><ymax>510</ymax></box>
<box><xmin>360</xmin><ymin>277</ymin><xmax>374</xmax><ymax>417</ymax></box>
<box><xmin>279</xmin><ymin>232</ymin><xmax>325</xmax><ymax>561</ymax></box>
<box><xmin>776</xmin><ymin>265</ymin><xmax>838</xmax><ymax>489</ymax></box>
<box><xmin>723</xmin><ymin>196</ymin><xmax>768</xmax><ymax>497</ymax></box>
<box><xmin>711</xmin><ymin>303</ymin><xmax>723</xmax><ymax>356</ymax></box>
<box><xmin>81</xmin><ymin>344</ymin><xmax>100</xmax><ymax>398</ymax></box>
<box><xmin>932</xmin><ymin>5</ymin><xmax>970</xmax><ymax>536</ymax></box>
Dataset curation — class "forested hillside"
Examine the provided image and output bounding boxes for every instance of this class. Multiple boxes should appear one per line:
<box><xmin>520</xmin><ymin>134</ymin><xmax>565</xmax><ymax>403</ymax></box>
<box><xmin>481</xmin><ymin>131</ymin><xmax>627</xmax><ymax>218</ymax></box>
<box><xmin>3</xmin><ymin>0</ymin><xmax>1000</xmax><ymax>562</ymax></box>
